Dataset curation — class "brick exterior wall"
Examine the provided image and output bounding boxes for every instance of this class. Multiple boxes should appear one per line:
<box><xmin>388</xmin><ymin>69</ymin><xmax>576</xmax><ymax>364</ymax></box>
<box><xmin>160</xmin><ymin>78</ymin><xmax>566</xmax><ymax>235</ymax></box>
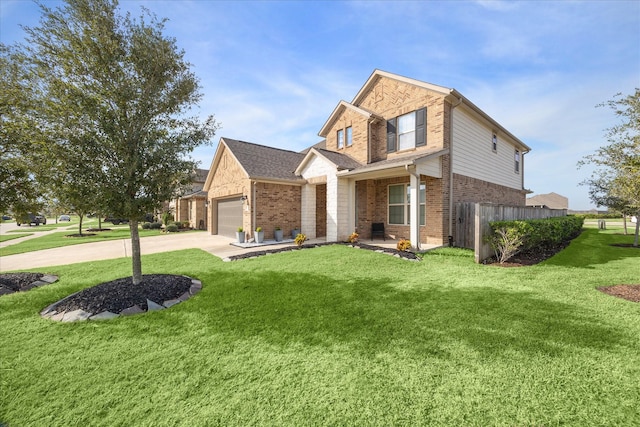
<box><xmin>324</xmin><ymin>77</ymin><xmax>449</xmax><ymax>166</ymax></box>
<box><xmin>255</xmin><ymin>182</ymin><xmax>301</xmax><ymax>240</ymax></box>
<box><xmin>207</xmin><ymin>146</ymin><xmax>251</xmax><ymax>234</ymax></box>
<box><xmin>355</xmin><ymin>174</ymin><xmax>446</xmax><ymax>245</ymax></box>
<box><xmin>453</xmin><ymin>173</ymin><xmax>525</xmax><ymax>206</ymax></box>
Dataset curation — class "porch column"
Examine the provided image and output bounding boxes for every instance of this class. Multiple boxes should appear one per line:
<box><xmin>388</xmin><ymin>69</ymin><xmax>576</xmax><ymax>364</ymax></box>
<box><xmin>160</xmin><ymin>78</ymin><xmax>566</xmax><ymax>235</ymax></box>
<box><xmin>301</xmin><ymin>184</ymin><xmax>317</xmax><ymax>239</ymax></box>
<box><xmin>409</xmin><ymin>172</ymin><xmax>420</xmax><ymax>250</ymax></box>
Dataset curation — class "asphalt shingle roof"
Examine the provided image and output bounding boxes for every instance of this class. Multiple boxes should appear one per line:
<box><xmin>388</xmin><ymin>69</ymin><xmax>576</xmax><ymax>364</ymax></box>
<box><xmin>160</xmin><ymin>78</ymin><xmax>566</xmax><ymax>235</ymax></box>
<box><xmin>314</xmin><ymin>149</ymin><xmax>363</xmax><ymax>170</ymax></box>
<box><xmin>223</xmin><ymin>138</ymin><xmax>306</xmax><ymax>181</ymax></box>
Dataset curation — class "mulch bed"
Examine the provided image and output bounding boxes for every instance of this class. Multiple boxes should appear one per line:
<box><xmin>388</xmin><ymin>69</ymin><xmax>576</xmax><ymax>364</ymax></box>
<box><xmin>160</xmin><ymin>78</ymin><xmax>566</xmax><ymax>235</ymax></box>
<box><xmin>227</xmin><ymin>241</ymin><xmax>420</xmax><ymax>261</ymax></box>
<box><xmin>0</xmin><ymin>273</ymin><xmax>46</xmax><ymax>293</ymax></box>
<box><xmin>51</xmin><ymin>274</ymin><xmax>193</xmax><ymax>314</ymax></box>
<box><xmin>597</xmin><ymin>285</ymin><xmax>640</xmax><ymax>303</ymax></box>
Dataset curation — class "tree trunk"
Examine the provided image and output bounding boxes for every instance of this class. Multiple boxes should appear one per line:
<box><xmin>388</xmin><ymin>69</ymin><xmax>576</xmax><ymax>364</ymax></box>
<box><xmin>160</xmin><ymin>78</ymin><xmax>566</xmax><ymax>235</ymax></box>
<box><xmin>78</xmin><ymin>213</ymin><xmax>84</xmax><ymax>236</ymax></box>
<box><xmin>130</xmin><ymin>220</ymin><xmax>142</xmax><ymax>284</ymax></box>
<box><xmin>634</xmin><ymin>212</ymin><xmax>639</xmax><ymax>247</ymax></box>
<box><xmin>623</xmin><ymin>215</ymin><xmax>628</xmax><ymax>235</ymax></box>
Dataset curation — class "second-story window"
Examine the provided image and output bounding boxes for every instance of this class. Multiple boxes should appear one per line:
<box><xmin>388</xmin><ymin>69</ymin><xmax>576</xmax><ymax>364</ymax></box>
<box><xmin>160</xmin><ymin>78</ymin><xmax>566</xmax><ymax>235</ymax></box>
<box><xmin>337</xmin><ymin>129</ymin><xmax>344</xmax><ymax>149</ymax></box>
<box><xmin>492</xmin><ymin>133</ymin><xmax>497</xmax><ymax>152</ymax></box>
<box><xmin>346</xmin><ymin>126</ymin><xmax>353</xmax><ymax>147</ymax></box>
<box><xmin>515</xmin><ymin>149</ymin><xmax>520</xmax><ymax>173</ymax></box>
<box><xmin>387</xmin><ymin>108</ymin><xmax>426</xmax><ymax>153</ymax></box>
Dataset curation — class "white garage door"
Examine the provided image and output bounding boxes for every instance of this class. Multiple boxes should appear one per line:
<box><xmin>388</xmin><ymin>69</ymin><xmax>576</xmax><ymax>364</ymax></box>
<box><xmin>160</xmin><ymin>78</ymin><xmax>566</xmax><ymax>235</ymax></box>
<box><xmin>217</xmin><ymin>197</ymin><xmax>243</xmax><ymax>237</ymax></box>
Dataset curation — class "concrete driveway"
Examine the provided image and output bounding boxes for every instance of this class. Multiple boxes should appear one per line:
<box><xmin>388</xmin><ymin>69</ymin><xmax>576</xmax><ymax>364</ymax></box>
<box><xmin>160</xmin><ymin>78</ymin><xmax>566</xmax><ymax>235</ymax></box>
<box><xmin>0</xmin><ymin>223</ymin><xmax>289</xmax><ymax>272</ymax></box>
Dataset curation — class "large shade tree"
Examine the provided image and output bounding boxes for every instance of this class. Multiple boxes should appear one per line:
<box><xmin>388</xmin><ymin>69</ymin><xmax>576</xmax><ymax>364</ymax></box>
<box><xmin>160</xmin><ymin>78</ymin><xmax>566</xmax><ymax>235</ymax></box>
<box><xmin>0</xmin><ymin>45</ymin><xmax>44</xmax><ymax>216</ymax></box>
<box><xmin>580</xmin><ymin>89</ymin><xmax>640</xmax><ymax>246</ymax></box>
<box><xmin>15</xmin><ymin>0</ymin><xmax>218</xmax><ymax>283</ymax></box>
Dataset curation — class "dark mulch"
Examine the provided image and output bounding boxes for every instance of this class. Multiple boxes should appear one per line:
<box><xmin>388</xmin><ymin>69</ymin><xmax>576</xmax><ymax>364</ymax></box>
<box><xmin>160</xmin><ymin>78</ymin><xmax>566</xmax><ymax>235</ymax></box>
<box><xmin>491</xmin><ymin>241</ymin><xmax>573</xmax><ymax>267</ymax></box>
<box><xmin>227</xmin><ymin>241</ymin><xmax>420</xmax><ymax>261</ymax></box>
<box><xmin>86</xmin><ymin>228</ymin><xmax>112</xmax><ymax>232</ymax></box>
<box><xmin>0</xmin><ymin>273</ymin><xmax>45</xmax><ymax>293</ymax></box>
<box><xmin>52</xmin><ymin>274</ymin><xmax>193</xmax><ymax>314</ymax></box>
<box><xmin>598</xmin><ymin>285</ymin><xmax>640</xmax><ymax>303</ymax></box>
<box><xmin>64</xmin><ymin>233</ymin><xmax>97</xmax><ymax>238</ymax></box>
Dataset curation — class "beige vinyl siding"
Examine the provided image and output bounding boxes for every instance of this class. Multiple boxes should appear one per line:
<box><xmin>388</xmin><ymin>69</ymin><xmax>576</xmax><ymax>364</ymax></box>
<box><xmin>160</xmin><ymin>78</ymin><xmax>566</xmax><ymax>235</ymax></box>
<box><xmin>451</xmin><ymin>106</ymin><xmax>522</xmax><ymax>190</ymax></box>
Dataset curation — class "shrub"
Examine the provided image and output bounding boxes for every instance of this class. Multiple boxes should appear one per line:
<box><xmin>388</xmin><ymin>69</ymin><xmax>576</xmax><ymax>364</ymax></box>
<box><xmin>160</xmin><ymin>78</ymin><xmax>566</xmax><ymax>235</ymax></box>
<box><xmin>141</xmin><ymin>222</ymin><xmax>151</xmax><ymax>230</ymax></box>
<box><xmin>522</xmin><ymin>216</ymin><xmax>584</xmax><ymax>251</ymax></box>
<box><xmin>150</xmin><ymin>222</ymin><xmax>162</xmax><ymax>229</ymax></box>
<box><xmin>181</xmin><ymin>221</ymin><xmax>190</xmax><ymax>229</ymax></box>
<box><xmin>161</xmin><ymin>211</ymin><xmax>174</xmax><ymax>226</ymax></box>
<box><xmin>237</xmin><ymin>227</ymin><xmax>243</xmax><ymax>232</ymax></box>
<box><xmin>487</xmin><ymin>221</ymin><xmax>532</xmax><ymax>263</ymax></box>
<box><xmin>294</xmin><ymin>233</ymin><xmax>306</xmax><ymax>247</ymax></box>
<box><xmin>255</xmin><ymin>226</ymin><xmax>262</xmax><ymax>232</ymax></box>
<box><xmin>487</xmin><ymin>216</ymin><xmax>584</xmax><ymax>263</ymax></box>
<box><xmin>347</xmin><ymin>231</ymin><xmax>359</xmax><ymax>244</ymax></box>
<box><xmin>166</xmin><ymin>224</ymin><xmax>178</xmax><ymax>233</ymax></box>
<box><xmin>397</xmin><ymin>239</ymin><xmax>411</xmax><ymax>251</ymax></box>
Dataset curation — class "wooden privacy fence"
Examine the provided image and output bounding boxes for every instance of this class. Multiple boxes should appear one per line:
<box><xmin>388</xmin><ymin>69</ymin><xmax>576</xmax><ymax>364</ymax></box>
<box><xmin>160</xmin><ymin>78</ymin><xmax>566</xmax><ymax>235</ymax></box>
<box><xmin>455</xmin><ymin>203</ymin><xmax>567</xmax><ymax>263</ymax></box>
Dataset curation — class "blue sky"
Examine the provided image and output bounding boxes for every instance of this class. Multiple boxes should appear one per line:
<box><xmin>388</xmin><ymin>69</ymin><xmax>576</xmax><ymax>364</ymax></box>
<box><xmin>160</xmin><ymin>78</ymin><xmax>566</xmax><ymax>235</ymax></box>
<box><xmin>2</xmin><ymin>0</ymin><xmax>639</xmax><ymax>210</ymax></box>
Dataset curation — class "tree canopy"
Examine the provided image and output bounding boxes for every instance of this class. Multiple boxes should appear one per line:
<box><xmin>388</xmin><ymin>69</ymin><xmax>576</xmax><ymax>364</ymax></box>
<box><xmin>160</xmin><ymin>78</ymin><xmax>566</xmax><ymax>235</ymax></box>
<box><xmin>580</xmin><ymin>89</ymin><xmax>640</xmax><ymax>246</ymax></box>
<box><xmin>9</xmin><ymin>0</ymin><xmax>218</xmax><ymax>282</ymax></box>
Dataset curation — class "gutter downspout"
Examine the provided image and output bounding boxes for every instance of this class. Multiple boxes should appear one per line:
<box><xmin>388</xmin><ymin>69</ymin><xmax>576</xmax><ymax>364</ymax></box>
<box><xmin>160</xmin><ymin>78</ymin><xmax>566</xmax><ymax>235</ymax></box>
<box><xmin>405</xmin><ymin>164</ymin><xmax>421</xmax><ymax>251</ymax></box>
<box><xmin>448</xmin><ymin>97</ymin><xmax>463</xmax><ymax>246</ymax></box>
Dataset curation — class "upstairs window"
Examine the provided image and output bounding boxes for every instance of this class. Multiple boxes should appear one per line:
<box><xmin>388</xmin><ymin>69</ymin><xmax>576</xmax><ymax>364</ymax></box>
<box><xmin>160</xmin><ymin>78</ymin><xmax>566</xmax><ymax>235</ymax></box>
<box><xmin>346</xmin><ymin>126</ymin><xmax>353</xmax><ymax>147</ymax></box>
<box><xmin>492</xmin><ymin>133</ymin><xmax>497</xmax><ymax>152</ymax></box>
<box><xmin>337</xmin><ymin>129</ymin><xmax>344</xmax><ymax>149</ymax></box>
<box><xmin>387</xmin><ymin>108</ymin><xmax>426</xmax><ymax>153</ymax></box>
<box><xmin>515</xmin><ymin>149</ymin><xmax>520</xmax><ymax>173</ymax></box>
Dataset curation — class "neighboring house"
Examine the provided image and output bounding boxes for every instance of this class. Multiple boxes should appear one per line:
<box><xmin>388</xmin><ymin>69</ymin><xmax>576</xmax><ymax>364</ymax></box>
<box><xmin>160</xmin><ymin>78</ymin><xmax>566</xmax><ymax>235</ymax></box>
<box><xmin>204</xmin><ymin>70</ymin><xmax>531</xmax><ymax>248</ymax></box>
<box><xmin>170</xmin><ymin>168</ymin><xmax>209</xmax><ymax>229</ymax></box>
<box><xmin>526</xmin><ymin>192</ymin><xmax>569</xmax><ymax>210</ymax></box>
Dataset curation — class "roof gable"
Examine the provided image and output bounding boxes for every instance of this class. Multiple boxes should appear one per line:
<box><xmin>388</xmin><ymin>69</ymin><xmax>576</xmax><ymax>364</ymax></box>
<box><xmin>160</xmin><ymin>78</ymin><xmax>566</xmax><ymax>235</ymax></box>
<box><xmin>318</xmin><ymin>100</ymin><xmax>382</xmax><ymax>137</ymax></box>
<box><xmin>295</xmin><ymin>148</ymin><xmax>362</xmax><ymax>175</ymax></box>
<box><xmin>222</xmin><ymin>138</ymin><xmax>305</xmax><ymax>182</ymax></box>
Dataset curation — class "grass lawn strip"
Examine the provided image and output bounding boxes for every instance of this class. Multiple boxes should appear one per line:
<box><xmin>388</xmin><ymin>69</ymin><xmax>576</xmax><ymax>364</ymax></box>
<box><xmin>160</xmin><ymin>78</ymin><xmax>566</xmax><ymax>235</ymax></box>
<box><xmin>0</xmin><ymin>233</ymin><xmax>33</xmax><ymax>242</ymax></box>
<box><xmin>0</xmin><ymin>228</ymin><xmax>639</xmax><ymax>425</ymax></box>
<box><xmin>0</xmin><ymin>228</ymin><xmax>173</xmax><ymax>257</ymax></box>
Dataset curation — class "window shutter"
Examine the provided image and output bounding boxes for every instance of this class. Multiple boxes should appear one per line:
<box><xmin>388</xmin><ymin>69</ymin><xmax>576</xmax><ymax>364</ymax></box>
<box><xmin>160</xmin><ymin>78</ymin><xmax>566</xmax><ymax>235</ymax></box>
<box><xmin>415</xmin><ymin>108</ymin><xmax>426</xmax><ymax>147</ymax></box>
<box><xmin>387</xmin><ymin>118</ymin><xmax>397</xmax><ymax>152</ymax></box>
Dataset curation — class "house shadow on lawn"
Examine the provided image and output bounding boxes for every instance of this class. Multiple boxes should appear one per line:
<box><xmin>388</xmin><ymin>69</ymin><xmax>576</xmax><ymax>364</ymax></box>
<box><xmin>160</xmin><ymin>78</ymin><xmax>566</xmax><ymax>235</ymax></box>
<box><xmin>173</xmin><ymin>269</ymin><xmax>627</xmax><ymax>359</ymax></box>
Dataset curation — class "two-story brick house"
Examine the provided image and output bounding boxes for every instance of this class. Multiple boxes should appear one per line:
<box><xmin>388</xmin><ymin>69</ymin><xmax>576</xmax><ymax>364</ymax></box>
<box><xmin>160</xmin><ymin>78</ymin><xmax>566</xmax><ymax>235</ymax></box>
<box><xmin>204</xmin><ymin>70</ymin><xmax>530</xmax><ymax>248</ymax></box>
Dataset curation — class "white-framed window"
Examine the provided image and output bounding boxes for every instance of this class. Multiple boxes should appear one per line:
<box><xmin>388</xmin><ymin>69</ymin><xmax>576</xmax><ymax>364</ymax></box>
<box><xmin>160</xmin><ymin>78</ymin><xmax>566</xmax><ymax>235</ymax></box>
<box><xmin>337</xmin><ymin>129</ymin><xmax>344</xmax><ymax>149</ymax></box>
<box><xmin>388</xmin><ymin>182</ymin><xmax>426</xmax><ymax>225</ymax></box>
<box><xmin>515</xmin><ymin>149</ymin><xmax>520</xmax><ymax>173</ymax></box>
<box><xmin>492</xmin><ymin>133</ymin><xmax>497</xmax><ymax>152</ymax></box>
<box><xmin>398</xmin><ymin>112</ymin><xmax>416</xmax><ymax>151</ymax></box>
<box><xmin>346</xmin><ymin>126</ymin><xmax>353</xmax><ymax>147</ymax></box>
<box><xmin>387</xmin><ymin>108</ymin><xmax>426</xmax><ymax>152</ymax></box>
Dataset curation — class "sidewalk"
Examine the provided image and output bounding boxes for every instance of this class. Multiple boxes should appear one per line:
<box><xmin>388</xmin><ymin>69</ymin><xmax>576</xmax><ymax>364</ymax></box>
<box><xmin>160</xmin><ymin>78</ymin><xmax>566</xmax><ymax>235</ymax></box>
<box><xmin>0</xmin><ymin>231</ymin><xmax>304</xmax><ymax>272</ymax></box>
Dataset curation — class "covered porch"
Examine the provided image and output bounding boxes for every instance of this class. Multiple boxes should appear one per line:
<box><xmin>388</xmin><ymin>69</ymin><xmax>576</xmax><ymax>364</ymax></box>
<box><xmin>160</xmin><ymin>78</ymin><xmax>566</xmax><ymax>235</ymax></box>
<box><xmin>299</xmin><ymin>149</ymin><xmax>449</xmax><ymax>251</ymax></box>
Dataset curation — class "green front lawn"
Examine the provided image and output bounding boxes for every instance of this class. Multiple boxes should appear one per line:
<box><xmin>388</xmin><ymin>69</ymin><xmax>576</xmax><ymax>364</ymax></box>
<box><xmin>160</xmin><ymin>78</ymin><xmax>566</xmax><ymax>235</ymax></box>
<box><xmin>0</xmin><ymin>233</ymin><xmax>33</xmax><ymax>242</ymax></box>
<box><xmin>1</xmin><ymin>227</ymin><xmax>639</xmax><ymax>425</ymax></box>
<box><xmin>0</xmin><ymin>228</ymin><xmax>166</xmax><ymax>256</ymax></box>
